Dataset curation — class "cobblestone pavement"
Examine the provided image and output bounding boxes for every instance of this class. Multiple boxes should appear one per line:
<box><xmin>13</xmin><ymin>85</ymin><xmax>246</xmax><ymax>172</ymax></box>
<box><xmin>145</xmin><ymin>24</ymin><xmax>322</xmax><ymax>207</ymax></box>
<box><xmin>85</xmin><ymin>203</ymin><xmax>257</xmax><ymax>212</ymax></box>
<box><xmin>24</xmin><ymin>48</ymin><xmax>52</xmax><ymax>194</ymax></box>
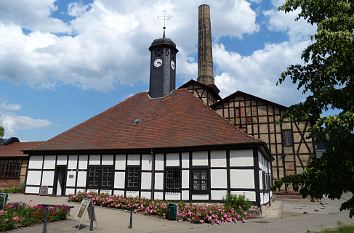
<box><xmin>7</xmin><ymin>193</ymin><xmax>354</xmax><ymax>233</ymax></box>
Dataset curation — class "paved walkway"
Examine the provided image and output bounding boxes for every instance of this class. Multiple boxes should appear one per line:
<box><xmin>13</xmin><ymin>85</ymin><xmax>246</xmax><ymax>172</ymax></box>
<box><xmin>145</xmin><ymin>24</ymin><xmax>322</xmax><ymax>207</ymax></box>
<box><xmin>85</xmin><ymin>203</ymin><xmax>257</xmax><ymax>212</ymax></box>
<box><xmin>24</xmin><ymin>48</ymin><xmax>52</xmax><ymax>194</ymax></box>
<box><xmin>7</xmin><ymin>194</ymin><xmax>354</xmax><ymax>233</ymax></box>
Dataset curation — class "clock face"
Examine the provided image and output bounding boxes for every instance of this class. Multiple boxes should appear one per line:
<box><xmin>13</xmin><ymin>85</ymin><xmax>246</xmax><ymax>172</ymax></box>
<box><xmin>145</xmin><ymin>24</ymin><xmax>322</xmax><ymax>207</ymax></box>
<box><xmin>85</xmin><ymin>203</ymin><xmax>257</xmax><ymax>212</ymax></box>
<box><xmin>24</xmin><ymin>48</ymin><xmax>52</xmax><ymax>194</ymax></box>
<box><xmin>154</xmin><ymin>58</ymin><xmax>162</xmax><ymax>67</ymax></box>
<box><xmin>171</xmin><ymin>60</ymin><xmax>175</xmax><ymax>70</ymax></box>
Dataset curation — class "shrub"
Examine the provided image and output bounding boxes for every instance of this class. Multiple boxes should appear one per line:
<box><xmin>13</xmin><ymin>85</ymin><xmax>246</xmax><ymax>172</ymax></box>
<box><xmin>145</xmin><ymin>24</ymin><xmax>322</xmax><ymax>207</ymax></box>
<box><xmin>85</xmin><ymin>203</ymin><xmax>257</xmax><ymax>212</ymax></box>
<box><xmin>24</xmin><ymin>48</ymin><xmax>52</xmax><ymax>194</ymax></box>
<box><xmin>68</xmin><ymin>192</ymin><xmax>254</xmax><ymax>224</ymax></box>
<box><xmin>223</xmin><ymin>194</ymin><xmax>252</xmax><ymax>213</ymax></box>
<box><xmin>0</xmin><ymin>202</ymin><xmax>70</xmax><ymax>231</ymax></box>
<box><xmin>0</xmin><ymin>186</ymin><xmax>23</xmax><ymax>193</ymax></box>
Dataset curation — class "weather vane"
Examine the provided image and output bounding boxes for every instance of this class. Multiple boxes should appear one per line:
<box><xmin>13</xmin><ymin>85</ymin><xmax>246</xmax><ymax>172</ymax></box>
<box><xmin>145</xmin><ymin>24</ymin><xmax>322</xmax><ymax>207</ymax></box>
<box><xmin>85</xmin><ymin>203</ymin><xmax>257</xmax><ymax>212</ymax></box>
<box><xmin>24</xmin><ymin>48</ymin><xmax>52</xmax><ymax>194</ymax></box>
<box><xmin>157</xmin><ymin>10</ymin><xmax>172</xmax><ymax>38</ymax></box>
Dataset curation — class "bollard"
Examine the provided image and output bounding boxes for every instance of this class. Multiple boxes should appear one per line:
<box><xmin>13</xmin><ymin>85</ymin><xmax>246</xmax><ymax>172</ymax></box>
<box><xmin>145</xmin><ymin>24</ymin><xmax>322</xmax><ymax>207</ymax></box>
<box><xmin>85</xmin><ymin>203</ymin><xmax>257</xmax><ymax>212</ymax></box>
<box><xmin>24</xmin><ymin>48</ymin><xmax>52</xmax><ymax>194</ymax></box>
<box><xmin>42</xmin><ymin>206</ymin><xmax>49</xmax><ymax>233</ymax></box>
<box><xmin>128</xmin><ymin>209</ymin><xmax>133</xmax><ymax>229</ymax></box>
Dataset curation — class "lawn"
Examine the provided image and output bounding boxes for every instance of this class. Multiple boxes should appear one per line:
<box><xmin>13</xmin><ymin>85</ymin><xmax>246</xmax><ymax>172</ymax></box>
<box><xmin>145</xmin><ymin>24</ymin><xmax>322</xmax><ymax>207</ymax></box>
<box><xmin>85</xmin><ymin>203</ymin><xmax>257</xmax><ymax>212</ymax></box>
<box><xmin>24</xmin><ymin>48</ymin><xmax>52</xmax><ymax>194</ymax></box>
<box><xmin>315</xmin><ymin>225</ymin><xmax>354</xmax><ymax>233</ymax></box>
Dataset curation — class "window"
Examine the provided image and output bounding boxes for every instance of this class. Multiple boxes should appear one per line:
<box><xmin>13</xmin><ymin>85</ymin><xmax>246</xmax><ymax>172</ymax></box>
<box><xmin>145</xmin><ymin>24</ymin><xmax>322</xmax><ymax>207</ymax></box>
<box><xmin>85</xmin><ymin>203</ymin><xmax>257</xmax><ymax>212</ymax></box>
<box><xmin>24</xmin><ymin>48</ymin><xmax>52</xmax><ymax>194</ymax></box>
<box><xmin>0</xmin><ymin>160</ymin><xmax>20</xmax><ymax>179</ymax></box>
<box><xmin>126</xmin><ymin>166</ymin><xmax>141</xmax><ymax>191</ymax></box>
<box><xmin>165</xmin><ymin>167</ymin><xmax>181</xmax><ymax>192</ymax></box>
<box><xmin>192</xmin><ymin>168</ymin><xmax>209</xmax><ymax>194</ymax></box>
<box><xmin>87</xmin><ymin>166</ymin><xmax>114</xmax><ymax>189</ymax></box>
<box><xmin>282</xmin><ymin>130</ymin><xmax>293</xmax><ymax>146</ymax></box>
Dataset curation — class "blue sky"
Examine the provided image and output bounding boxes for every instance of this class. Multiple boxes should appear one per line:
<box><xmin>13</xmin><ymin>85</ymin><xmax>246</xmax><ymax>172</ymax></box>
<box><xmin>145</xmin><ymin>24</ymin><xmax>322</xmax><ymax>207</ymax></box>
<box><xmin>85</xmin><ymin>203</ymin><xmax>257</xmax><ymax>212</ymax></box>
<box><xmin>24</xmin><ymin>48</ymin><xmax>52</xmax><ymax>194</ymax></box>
<box><xmin>0</xmin><ymin>0</ymin><xmax>315</xmax><ymax>141</ymax></box>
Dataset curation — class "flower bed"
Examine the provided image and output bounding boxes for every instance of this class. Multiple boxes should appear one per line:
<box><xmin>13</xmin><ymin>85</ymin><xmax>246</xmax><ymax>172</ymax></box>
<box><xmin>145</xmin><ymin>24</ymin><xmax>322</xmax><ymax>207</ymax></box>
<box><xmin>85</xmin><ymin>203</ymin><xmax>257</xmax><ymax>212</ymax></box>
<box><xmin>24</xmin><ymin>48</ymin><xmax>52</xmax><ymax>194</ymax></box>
<box><xmin>0</xmin><ymin>202</ymin><xmax>70</xmax><ymax>231</ymax></box>
<box><xmin>68</xmin><ymin>192</ymin><xmax>254</xmax><ymax>224</ymax></box>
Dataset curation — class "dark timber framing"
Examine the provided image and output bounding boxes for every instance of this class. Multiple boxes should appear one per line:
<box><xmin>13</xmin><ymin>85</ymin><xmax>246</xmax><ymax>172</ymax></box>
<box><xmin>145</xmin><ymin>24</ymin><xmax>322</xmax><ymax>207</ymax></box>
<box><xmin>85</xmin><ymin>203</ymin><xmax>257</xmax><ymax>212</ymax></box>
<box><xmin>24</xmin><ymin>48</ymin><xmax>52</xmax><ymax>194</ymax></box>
<box><xmin>24</xmin><ymin>144</ymin><xmax>272</xmax><ymax>205</ymax></box>
<box><xmin>211</xmin><ymin>91</ymin><xmax>314</xmax><ymax>181</ymax></box>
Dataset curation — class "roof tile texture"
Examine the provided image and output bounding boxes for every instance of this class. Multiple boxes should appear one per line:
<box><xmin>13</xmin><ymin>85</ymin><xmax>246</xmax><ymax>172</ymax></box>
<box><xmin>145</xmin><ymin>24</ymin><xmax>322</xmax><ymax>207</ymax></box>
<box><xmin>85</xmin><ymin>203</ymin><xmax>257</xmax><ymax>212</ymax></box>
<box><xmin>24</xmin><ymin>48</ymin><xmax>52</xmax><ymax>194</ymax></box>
<box><xmin>0</xmin><ymin>142</ymin><xmax>42</xmax><ymax>157</ymax></box>
<box><xmin>31</xmin><ymin>89</ymin><xmax>260</xmax><ymax>151</ymax></box>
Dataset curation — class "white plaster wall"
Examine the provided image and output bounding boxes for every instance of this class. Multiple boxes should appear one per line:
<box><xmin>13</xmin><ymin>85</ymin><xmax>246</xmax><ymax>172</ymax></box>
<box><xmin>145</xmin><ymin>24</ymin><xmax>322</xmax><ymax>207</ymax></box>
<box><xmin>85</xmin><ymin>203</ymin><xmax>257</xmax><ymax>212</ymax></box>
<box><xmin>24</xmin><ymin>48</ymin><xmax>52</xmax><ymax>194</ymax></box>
<box><xmin>25</xmin><ymin>186</ymin><xmax>39</xmax><ymax>194</ymax></box>
<box><xmin>43</xmin><ymin>156</ymin><xmax>56</xmax><ymax>169</ymax></box>
<box><xmin>211</xmin><ymin>169</ymin><xmax>227</xmax><ymax>188</ymax></box>
<box><xmin>192</xmin><ymin>195</ymin><xmax>209</xmax><ymax>200</ymax></box>
<box><xmin>87</xmin><ymin>189</ymin><xmax>98</xmax><ymax>193</ymax></box>
<box><xmin>126</xmin><ymin>191</ymin><xmax>139</xmax><ymax>197</ymax></box>
<box><xmin>114</xmin><ymin>172</ymin><xmax>125</xmax><ymax>188</ymax></box>
<box><xmin>57</xmin><ymin>155</ymin><xmax>67</xmax><ymax>165</ymax></box>
<box><xmin>114</xmin><ymin>190</ymin><xmax>124</xmax><ymax>196</ymax></box>
<box><xmin>66</xmin><ymin>188</ymin><xmax>75</xmax><ymax>195</ymax></box>
<box><xmin>76</xmin><ymin>189</ymin><xmax>85</xmax><ymax>193</ymax></box>
<box><xmin>78</xmin><ymin>155</ymin><xmax>88</xmax><ymax>169</ymax></box>
<box><xmin>100</xmin><ymin>190</ymin><xmax>112</xmax><ymax>195</ymax></box>
<box><xmin>154</xmin><ymin>173</ymin><xmax>163</xmax><ymax>189</ymax></box>
<box><xmin>66</xmin><ymin>171</ymin><xmax>76</xmax><ymax>187</ymax></box>
<box><xmin>182</xmin><ymin>190</ymin><xmax>189</xmax><ymax>200</ymax></box>
<box><xmin>102</xmin><ymin>155</ymin><xmax>114</xmax><ymax>165</ymax></box>
<box><xmin>154</xmin><ymin>192</ymin><xmax>163</xmax><ymax>200</ymax></box>
<box><xmin>165</xmin><ymin>193</ymin><xmax>180</xmax><ymax>200</ymax></box>
<box><xmin>141</xmin><ymin>192</ymin><xmax>151</xmax><ymax>199</ymax></box>
<box><xmin>77</xmin><ymin>171</ymin><xmax>87</xmax><ymax>187</ymax></box>
<box><xmin>68</xmin><ymin>155</ymin><xmax>78</xmax><ymax>169</ymax></box>
<box><xmin>89</xmin><ymin>155</ymin><xmax>100</xmax><ymax>165</ymax></box>
<box><xmin>230</xmin><ymin>150</ymin><xmax>253</xmax><ymax>166</ymax></box>
<box><xmin>47</xmin><ymin>188</ymin><xmax>53</xmax><ymax>195</ymax></box>
<box><xmin>26</xmin><ymin>171</ymin><xmax>41</xmax><ymax>185</ymax></box>
<box><xmin>230</xmin><ymin>169</ymin><xmax>255</xmax><ymax>189</ymax></box>
<box><xmin>230</xmin><ymin>191</ymin><xmax>256</xmax><ymax>202</ymax></box>
<box><xmin>115</xmin><ymin>155</ymin><xmax>126</xmax><ymax>170</ymax></box>
<box><xmin>142</xmin><ymin>154</ymin><xmax>152</xmax><ymax>170</ymax></box>
<box><xmin>166</xmin><ymin>153</ymin><xmax>179</xmax><ymax>166</ymax></box>
<box><xmin>261</xmin><ymin>192</ymin><xmax>270</xmax><ymax>205</ymax></box>
<box><xmin>181</xmin><ymin>152</ymin><xmax>189</xmax><ymax>168</ymax></box>
<box><xmin>210</xmin><ymin>150</ymin><xmax>226</xmax><ymax>167</ymax></box>
<box><xmin>182</xmin><ymin>170</ymin><xmax>189</xmax><ymax>188</ymax></box>
<box><xmin>28</xmin><ymin>156</ymin><xmax>43</xmax><ymax>169</ymax></box>
<box><xmin>41</xmin><ymin>171</ymin><xmax>54</xmax><ymax>186</ymax></box>
<box><xmin>192</xmin><ymin>151</ymin><xmax>208</xmax><ymax>166</ymax></box>
<box><xmin>259</xmin><ymin>170</ymin><xmax>263</xmax><ymax>190</ymax></box>
<box><xmin>141</xmin><ymin>172</ymin><xmax>152</xmax><ymax>189</ymax></box>
<box><xmin>155</xmin><ymin>154</ymin><xmax>164</xmax><ymax>171</ymax></box>
<box><xmin>211</xmin><ymin>190</ymin><xmax>227</xmax><ymax>200</ymax></box>
<box><xmin>127</xmin><ymin>154</ymin><xmax>140</xmax><ymax>165</ymax></box>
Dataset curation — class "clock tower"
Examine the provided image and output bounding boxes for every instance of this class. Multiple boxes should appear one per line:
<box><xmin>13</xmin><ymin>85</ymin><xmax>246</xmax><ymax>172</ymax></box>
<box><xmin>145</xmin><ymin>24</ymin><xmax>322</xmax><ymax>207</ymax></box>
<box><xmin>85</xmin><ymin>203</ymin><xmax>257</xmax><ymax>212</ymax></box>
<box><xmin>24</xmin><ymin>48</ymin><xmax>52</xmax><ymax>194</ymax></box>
<box><xmin>149</xmin><ymin>32</ymin><xmax>178</xmax><ymax>98</ymax></box>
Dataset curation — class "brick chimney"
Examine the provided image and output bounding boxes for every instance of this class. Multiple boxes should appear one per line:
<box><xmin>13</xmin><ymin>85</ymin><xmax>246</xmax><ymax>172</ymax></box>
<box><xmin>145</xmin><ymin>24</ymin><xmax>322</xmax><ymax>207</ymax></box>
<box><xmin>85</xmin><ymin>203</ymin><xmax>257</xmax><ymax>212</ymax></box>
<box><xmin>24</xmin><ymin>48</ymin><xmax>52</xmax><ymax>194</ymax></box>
<box><xmin>197</xmin><ymin>4</ymin><xmax>214</xmax><ymax>85</ymax></box>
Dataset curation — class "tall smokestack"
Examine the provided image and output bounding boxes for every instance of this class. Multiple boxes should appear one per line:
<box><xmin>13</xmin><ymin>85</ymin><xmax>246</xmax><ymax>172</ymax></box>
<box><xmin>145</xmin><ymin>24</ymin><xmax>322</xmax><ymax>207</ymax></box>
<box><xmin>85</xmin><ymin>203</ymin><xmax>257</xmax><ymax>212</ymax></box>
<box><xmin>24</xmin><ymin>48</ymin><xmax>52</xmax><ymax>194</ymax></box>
<box><xmin>197</xmin><ymin>4</ymin><xmax>214</xmax><ymax>85</ymax></box>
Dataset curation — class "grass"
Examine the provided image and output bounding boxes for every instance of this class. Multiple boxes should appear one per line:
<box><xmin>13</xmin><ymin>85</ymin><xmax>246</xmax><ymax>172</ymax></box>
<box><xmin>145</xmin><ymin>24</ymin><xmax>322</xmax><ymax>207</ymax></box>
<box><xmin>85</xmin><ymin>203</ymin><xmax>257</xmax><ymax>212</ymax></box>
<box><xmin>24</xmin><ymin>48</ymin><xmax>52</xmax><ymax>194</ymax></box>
<box><xmin>311</xmin><ymin>225</ymin><xmax>354</xmax><ymax>233</ymax></box>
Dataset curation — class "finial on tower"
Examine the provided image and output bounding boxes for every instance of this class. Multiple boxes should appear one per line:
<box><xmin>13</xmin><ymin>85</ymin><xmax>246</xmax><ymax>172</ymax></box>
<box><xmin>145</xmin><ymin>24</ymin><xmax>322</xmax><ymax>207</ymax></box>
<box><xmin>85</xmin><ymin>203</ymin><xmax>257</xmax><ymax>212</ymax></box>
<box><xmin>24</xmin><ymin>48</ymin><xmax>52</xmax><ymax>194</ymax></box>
<box><xmin>157</xmin><ymin>10</ymin><xmax>171</xmax><ymax>38</ymax></box>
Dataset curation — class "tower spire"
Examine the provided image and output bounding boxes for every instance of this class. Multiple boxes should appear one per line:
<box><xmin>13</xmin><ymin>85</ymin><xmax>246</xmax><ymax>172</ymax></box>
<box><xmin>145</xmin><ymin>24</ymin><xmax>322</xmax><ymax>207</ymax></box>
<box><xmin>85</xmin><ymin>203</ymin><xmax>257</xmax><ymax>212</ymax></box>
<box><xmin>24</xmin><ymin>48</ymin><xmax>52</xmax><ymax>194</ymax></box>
<box><xmin>157</xmin><ymin>10</ymin><xmax>171</xmax><ymax>38</ymax></box>
<box><xmin>197</xmin><ymin>4</ymin><xmax>214</xmax><ymax>85</ymax></box>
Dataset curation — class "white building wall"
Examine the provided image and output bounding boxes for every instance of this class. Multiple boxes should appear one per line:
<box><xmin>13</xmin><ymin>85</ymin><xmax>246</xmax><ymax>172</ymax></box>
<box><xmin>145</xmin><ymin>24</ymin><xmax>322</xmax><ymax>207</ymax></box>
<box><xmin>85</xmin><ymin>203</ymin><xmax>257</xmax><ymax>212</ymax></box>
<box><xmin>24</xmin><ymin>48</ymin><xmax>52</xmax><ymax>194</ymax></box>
<box><xmin>25</xmin><ymin>148</ymin><xmax>270</xmax><ymax>205</ymax></box>
<box><xmin>115</xmin><ymin>154</ymin><xmax>126</xmax><ymax>170</ymax></box>
<box><xmin>28</xmin><ymin>156</ymin><xmax>43</xmax><ymax>169</ymax></box>
<box><xmin>258</xmin><ymin>151</ymin><xmax>272</xmax><ymax>205</ymax></box>
<box><xmin>43</xmin><ymin>156</ymin><xmax>55</xmax><ymax>169</ymax></box>
<box><xmin>68</xmin><ymin>155</ymin><xmax>78</xmax><ymax>169</ymax></box>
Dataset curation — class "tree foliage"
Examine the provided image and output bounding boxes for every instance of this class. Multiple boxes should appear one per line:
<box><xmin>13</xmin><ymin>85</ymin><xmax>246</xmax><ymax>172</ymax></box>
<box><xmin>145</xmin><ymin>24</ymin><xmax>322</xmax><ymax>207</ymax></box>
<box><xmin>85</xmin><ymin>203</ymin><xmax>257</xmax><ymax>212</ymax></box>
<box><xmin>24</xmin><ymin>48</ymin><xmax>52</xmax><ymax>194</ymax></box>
<box><xmin>276</xmin><ymin>0</ymin><xmax>354</xmax><ymax>217</ymax></box>
<box><xmin>0</xmin><ymin>126</ymin><xmax>4</xmax><ymax>138</ymax></box>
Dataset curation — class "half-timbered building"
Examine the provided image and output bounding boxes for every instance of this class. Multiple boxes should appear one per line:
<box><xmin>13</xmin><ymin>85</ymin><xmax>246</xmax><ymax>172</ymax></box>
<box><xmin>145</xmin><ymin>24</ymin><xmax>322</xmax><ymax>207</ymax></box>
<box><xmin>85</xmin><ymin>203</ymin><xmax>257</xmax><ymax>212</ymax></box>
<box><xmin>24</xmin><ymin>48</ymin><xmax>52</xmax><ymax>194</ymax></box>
<box><xmin>0</xmin><ymin>139</ymin><xmax>41</xmax><ymax>187</ymax></box>
<box><xmin>181</xmin><ymin>4</ymin><xmax>315</xmax><ymax>182</ymax></box>
<box><xmin>24</xmin><ymin>26</ymin><xmax>273</xmax><ymax>206</ymax></box>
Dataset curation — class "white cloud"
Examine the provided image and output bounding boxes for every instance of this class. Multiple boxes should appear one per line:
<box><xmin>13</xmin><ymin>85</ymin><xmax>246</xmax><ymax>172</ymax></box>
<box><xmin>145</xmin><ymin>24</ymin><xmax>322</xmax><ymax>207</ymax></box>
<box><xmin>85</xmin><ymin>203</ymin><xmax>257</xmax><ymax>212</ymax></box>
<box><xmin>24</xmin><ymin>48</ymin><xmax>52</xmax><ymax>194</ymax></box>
<box><xmin>0</xmin><ymin>100</ymin><xmax>51</xmax><ymax>137</ymax></box>
<box><xmin>214</xmin><ymin>41</ymin><xmax>310</xmax><ymax>106</ymax></box>
<box><xmin>264</xmin><ymin>0</ymin><xmax>316</xmax><ymax>42</ymax></box>
<box><xmin>0</xmin><ymin>0</ymin><xmax>70</xmax><ymax>33</ymax></box>
<box><xmin>0</xmin><ymin>0</ymin><xmax>258</xmax><ymax>91</ymax></box>
<box><xmin>68</xmin><ymin>2</ymin><xmax>91</xmax><ymax>17</ymax></box>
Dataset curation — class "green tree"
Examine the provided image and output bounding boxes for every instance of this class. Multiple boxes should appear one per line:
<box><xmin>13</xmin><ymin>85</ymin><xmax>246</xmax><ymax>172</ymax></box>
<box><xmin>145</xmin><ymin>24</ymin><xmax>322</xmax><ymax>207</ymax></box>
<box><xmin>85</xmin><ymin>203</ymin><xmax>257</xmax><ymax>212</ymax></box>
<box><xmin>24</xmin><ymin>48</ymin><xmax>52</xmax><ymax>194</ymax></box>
<box><xmin>0</xmin><ymin>126</ymin><xmax>4</xmax><ymax>138</ymax></box>
<box><xmin>276</xmin><ymin>0</ymin><xmax>354</xmax><ymax>217</ymax></box>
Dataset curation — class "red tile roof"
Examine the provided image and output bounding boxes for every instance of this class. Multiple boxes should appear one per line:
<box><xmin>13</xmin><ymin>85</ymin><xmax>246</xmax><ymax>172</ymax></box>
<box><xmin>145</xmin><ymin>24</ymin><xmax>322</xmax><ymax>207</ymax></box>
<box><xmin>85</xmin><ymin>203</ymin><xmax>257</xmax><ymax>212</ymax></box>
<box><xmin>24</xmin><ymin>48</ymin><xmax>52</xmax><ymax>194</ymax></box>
<box><xmin>29</xmin><ymin>89</ymin><xmax>262</xmax><ymax>151</ymax></box>
<box><xmin>0</xmin><ymin>141</ymin><xmax>42</xmax><ymax>158</ymax></box>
